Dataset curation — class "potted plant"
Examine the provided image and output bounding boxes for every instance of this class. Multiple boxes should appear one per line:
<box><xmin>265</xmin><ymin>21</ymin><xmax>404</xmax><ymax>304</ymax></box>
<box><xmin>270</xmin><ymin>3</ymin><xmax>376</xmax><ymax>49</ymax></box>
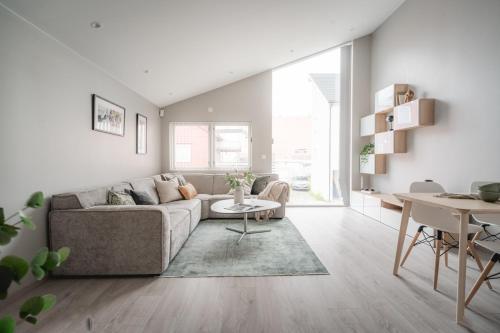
<box><xmin>360</xmin><ymin>143</ymin><xmax>375</xmax><ymax>165</ymax></box>
<box><xmin>225</xmin><ymin>171</ymin><xmax>255</xmax><ymax>204</ymax></box>
<box><xmin>0</xmin><ymin>192</ymin><xmax>70</xmax><ymax>333</ymax></box>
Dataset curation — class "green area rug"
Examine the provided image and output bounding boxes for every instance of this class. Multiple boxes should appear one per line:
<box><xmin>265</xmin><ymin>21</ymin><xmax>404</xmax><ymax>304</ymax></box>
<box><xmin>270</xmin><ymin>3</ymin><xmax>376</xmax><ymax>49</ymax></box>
<box><xmin>161</xmin><ymin>218</ymin><xmax>328</xmax><ymax>277</ymax></box>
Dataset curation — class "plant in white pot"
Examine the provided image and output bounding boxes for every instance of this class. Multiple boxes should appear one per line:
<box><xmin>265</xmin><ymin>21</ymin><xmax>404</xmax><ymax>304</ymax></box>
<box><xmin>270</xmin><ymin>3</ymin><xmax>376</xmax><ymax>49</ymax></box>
<box><xmin>225</xmin><ymin>171</ymin><xmax>255</xmax><ymax>204</ymax></box>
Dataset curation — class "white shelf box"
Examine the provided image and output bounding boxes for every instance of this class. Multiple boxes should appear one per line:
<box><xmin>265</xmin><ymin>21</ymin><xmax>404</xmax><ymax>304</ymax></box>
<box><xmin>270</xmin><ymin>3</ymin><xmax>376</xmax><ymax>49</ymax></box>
<box><xmin>393</xmin><ymin>98</ymin><xmax>435</xmax><ymax>130</ymax></box>
<box><xmin>374</xmin><ymin>84</ymin><xmax>409</xmax><ymax>114</ymax></box>
<box><xmin>375</xmin><ymin>131</ymin><xmax>407</xmax><ymax>154</ymax></box>
<box><xmin>360</xmin><ymin>114</ymin><xmax>387</xmax><ymax>137</ymax></box>
<box><xmin>360</xmin><ymin>154</ymin><xmax>386</xmax><ymax>174</ymax></box>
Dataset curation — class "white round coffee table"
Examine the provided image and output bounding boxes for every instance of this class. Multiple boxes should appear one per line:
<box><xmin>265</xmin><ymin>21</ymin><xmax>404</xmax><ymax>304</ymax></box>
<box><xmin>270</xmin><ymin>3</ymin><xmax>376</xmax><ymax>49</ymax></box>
<box><xmin>210</xmin><ymin>199</ymin><xmax>281</xmax><ymax>243</ymax></box>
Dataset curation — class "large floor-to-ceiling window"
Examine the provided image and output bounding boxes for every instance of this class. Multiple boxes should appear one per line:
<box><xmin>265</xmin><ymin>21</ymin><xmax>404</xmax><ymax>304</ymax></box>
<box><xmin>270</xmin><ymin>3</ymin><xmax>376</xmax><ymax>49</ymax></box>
<box><xmin>272</xmin><ymin>47</ymin><xmax>346</xmax><ymax>205</ymax></box>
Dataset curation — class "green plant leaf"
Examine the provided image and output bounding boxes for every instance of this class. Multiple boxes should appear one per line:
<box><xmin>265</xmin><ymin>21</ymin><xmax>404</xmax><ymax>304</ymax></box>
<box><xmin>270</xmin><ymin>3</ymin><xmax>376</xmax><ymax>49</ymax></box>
<box><xmin>0</xmin><ymin>225</ymin><xmax>19</xmax><ymax>237</ymax></box>
<box><xmin>57</xmin><ymin>247</ymin><xmax>70</xmax><ymax>263</ymax></box>
<box><xmin>25</xmin><ymin>316</ymin><xmax>37</xmax><ymax>325</ymax></box>
<box><xmin>41</xmin><ymin>294</ymin><xmax>56</xmax><ymax>311</ymax></box>
<box><xmin>0</xmin><ymin>256</ymin><xmax>29</xmax><ymax>283</ymax></box>
<box><xmin>31</xmin><ymin>247</ymin><xmax>49</xmax><ymax>267</ymax></box>
<box><xmin>19</xmin><ymin>296</ymin><xmax>44</xmax><ymax>319</ymax></box>
<box><xmin>0</xmin><ymin>230</ymin><xmax>11</xmax><ymax>246</ymax></box>
<box><xmin>31</xmin><ymin>265</ymin><xmax>45</xmax><ymax>280</ymax></box>
<box><xmin>19</xmin><ymin>211</ymin><xmax>35</xmax><ymax>230</ymax></box>
<box><xmin>0</xmin><ymin>315</ymin><xmax>16</xmax><ymax>333</ymax></box>
<box><xmin>0</xmin><ymin>208</ymin><xmax>4</xmax><ymax>224</ymax></box>
<box><xmin>0</xmin><ymin>266</ymin><xmax>14</xmax><ymax>300</ymax></box>
<box><xmin>42</xmin><ymin>252</ymin><xmax>61</xmax><ymax>271</ymax></box>
<box><xmin>26</xmin><ymin>192</ymin><xmax>44</xmax><ymax>208</ymax></box>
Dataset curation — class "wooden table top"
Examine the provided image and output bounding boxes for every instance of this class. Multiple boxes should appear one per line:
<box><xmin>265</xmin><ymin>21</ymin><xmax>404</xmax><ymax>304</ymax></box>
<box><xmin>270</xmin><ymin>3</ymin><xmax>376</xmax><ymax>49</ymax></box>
<box><xmin>394</xmin><ymin>192</ymin><xmax>500</xmax><ymax>213</ymax></box>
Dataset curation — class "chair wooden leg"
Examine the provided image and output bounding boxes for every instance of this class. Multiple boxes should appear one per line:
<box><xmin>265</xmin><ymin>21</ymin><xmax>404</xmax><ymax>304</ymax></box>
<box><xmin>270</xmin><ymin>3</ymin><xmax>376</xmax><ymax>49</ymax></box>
<box><xmin>434</xmin><ymin>232</ymin><xmax>443</xmax><ymax>290</ymax></box>
<box><xmin>466</xmin><ymin>254</ymin><xmax>498</xmax><ymax>306</ymax></box>
<box><xmin>400</xmin><ymin>228</ymin><xmax>422</xmax><ymax>267</ymax></box>
<box><xmin>444</xmin><ymin>245</ymin><xmax>449</xmax><ymax>268</ymax></box>
<box><xmin>468</xmin><ymin>241</ymin><xmax>493</xmax><ymax>290</ymax></box>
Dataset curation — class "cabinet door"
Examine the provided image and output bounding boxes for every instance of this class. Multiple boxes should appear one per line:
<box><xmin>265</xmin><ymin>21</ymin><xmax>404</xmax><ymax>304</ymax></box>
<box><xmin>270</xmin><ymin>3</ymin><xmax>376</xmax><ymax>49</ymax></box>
<box><xmin>351</xmin><ymin>191</ymin><xmax>364</xmax><ymax>214</ymax></box>
<box><xmin>364</xmin><ymin>196</ymin><xmax>381</xmax><ymax>221</ymax></box>
<box><xmin>375</xmin><ymin>131</ymin><xmax>406</xmax><ymax>154</ymax></box>
<box><xmin>360</xmin><ymin>115</ymin><xmax>375</xmax><ymax>136</ymax></box>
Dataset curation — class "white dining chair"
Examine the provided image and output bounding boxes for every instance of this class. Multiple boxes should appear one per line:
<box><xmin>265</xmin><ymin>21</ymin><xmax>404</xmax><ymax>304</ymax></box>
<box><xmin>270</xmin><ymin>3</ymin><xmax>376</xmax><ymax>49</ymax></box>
<box><xmin>465</xmin><ymin>240</ymin><xmax>500</xmax><ymax>305</ymax></box>
<box><xmin>470</xmin><ymin>181</ymin><xmax>500</xmax><ymax>242</ymax></box>
<box><xmin>400</xmin><ymin>181</ymin><xmax>485</xmax><ymax>290</ymax></box>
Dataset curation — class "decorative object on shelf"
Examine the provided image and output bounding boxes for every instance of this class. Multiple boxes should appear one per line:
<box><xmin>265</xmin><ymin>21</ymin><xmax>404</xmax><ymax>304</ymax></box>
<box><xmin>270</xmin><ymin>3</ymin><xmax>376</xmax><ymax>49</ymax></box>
<box><xmin>360</xmin><ymin>143</ymin><xmax>374</xmax><ymax>164</ymax></box>
<box><xmin>374</xmin><ymin>84</ymin><xmax>408</xmax><ymax>113</ymax></box>
<box><xmin>404</xmin><ymin>88</ymin><xmax>415</xmax><ymax>103</ymax></box>
<box><xmin>92</xmin><ymin>94</ymin><xmax>125</xmax><ymax>136</ymax></box>
<box><xmin>136</xmin><ymin>114</ymin><xmax>147</xmax><ymax>154</ymax></box>
<box><xmin>0</xmin><ymin>192</ymin><xmax>70</xmax><ymax>332</ymax></box>
<box><xmin>361</xmin><ymin>189</ymin><xmax>378</xmax><ymax>194</ymax></box>
<box><xmin>386</xmin><ymin>115</ymin><xmax>394</xmax><ymax>131</ymax></box>
<box><xmin>397</xmin><ymin>93</ymin><xmax>406</xmax><ymax>106</ymax></box>
<box><xmin>225</xmin><ymin>171</ymin><xmax>256</xmax><ymax>204</ymax></box>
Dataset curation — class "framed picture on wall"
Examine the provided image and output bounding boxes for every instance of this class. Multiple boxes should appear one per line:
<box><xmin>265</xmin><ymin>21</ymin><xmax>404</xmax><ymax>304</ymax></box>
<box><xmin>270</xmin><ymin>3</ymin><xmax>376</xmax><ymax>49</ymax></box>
<box><xmin>136</xmin><ymin>113</ymin><xmax>147</xmax><ymax>154</ymax></box>
<box><xmin>92</xmin><ymin>94</ymin><xmax>126</xmax><ymax>136</ymax></box>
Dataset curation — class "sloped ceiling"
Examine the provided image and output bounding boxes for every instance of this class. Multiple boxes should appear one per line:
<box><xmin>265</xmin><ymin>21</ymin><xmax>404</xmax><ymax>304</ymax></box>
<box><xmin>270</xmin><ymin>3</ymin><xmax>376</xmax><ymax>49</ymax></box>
<box><xmin>0</xmin><ymin>0</ymin><xmax>404</xmax><ymax>106</ymax></box>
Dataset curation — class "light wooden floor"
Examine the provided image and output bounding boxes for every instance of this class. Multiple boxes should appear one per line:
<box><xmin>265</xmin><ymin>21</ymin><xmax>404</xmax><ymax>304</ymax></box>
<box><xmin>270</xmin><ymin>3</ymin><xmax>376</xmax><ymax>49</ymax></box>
<box><xmin>3</xmin><ymin>207</ymin><xmax>500</xmax><ymax>333</ymax></box>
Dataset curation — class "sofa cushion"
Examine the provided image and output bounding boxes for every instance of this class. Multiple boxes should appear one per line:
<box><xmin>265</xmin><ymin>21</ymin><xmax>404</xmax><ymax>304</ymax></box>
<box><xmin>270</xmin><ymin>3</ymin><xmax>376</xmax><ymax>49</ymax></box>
<box><xmin>110</xmin><ymin>182</ymin><xmax>133</xmax><ymax>193</ymax></box>
<box><xmin>168</xmin><ymin>209</ymin><xmax>190</xmax><ymax>260</ymax></box>
<box><xmin>213</xmin><ymin>175</ymin><xmax>231</xmax><ymax>194</ymax></box>
<box><xmin>77</xmin><ymin>187</ymin><xmax>108</xmax><ymax>208</ymax></box>
<box><xmin>182</xmin><ymin>174</ymin><xmax>214</xmax><ymax>194</ymax></box>
<box><xmin>130</xmin><ymin>178</ymin><xmax>160</xmax><ymax>205</ymax></box>
<box><xmin>155</xmin><ymin>180</ymin><xmax>183</xmax><ymax>203</ymax></box>
<box><xmin>163</xmin><ymin>199</ymin><xmax>202</xmax><ymax>232</ymax></box>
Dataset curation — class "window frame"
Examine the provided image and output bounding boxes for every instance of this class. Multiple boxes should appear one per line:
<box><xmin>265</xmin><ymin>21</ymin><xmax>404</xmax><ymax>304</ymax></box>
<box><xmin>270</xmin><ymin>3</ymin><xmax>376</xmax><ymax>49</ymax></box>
<box><xmin>169</xmin><ymin>121</ymin><xmax>252</xmax><ymax>171</ymax></box>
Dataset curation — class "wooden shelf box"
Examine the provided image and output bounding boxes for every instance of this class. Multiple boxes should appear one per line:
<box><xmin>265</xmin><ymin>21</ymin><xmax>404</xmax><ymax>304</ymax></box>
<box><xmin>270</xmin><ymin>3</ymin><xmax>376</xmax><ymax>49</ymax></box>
<box><xmin>360</xmin><ymin>114</ymin><xmax>387</xmax><ymax>137</ymax></box>
<box><xmin>393</xmin><ymin>98</ymin><xmax>435</xmax><ymax>130</ymax></box>
<box><xmin>360</xmin><ymin>154</ymin><xmax>386</xmax><ymax>174</ymax></box>
<box><xmin>374</xmin><ymin>84</ymin><xmax>409</xmax><ymax>114</ymax></box>
<box><xmin>375</xmin><ymin>131</ymin><xmax>407</xmax><ymax>154</ymax></box>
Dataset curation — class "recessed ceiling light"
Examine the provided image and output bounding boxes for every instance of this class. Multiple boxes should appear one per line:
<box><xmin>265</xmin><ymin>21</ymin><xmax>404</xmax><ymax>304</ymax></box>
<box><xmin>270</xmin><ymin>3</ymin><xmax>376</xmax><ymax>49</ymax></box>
<box><xmin>228</xmin><ymin>71</ymin><xmax>234</xmax><ymax>75</ymax></box>
<box><xmin>90</xmin><ymin>21</ymin><xmax>101</xmax><ymax>29</ymax></box>
<box><xmin>289</xmin><ymin>49</ymin><xmax>295</xmax><ymax>53</ymax></box>
<box><xmin>144</xmin><ymin>69</ymin><xmax>150</xmax><ymax>74</ymax></box>
<box><xmin>168</xmin><ymin>92</ymin><xmax>173</xmax><ymax>96</ymax></box>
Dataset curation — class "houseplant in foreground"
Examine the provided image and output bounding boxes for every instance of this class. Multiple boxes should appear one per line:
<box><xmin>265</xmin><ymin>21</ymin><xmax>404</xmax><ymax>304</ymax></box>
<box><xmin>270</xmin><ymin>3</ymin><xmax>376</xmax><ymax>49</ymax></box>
<box><xmin>0</xmin><ymin>192</ymin><xmax>70</xmax><ymax>333</ymax></box>
<box><xmin>225</xmin><ymin>171</ymin><xmax>255</xmax><ymax>204</ymax></box>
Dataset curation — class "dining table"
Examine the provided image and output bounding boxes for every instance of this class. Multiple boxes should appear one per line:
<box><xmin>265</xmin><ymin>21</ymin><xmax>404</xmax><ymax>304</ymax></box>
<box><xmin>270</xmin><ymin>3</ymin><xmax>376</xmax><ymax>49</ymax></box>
<box><xmin>392</xmin><ymin>192</ymin><xmax>500</xmax><ymax>324</ymax></box>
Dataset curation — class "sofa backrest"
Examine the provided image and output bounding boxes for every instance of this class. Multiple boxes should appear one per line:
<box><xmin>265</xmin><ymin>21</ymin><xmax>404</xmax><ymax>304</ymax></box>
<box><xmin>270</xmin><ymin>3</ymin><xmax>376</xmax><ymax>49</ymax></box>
<box><xmin>183</xmin><ymin>173</ymin><xmax>279</xmax><ymax>195</ymax></box>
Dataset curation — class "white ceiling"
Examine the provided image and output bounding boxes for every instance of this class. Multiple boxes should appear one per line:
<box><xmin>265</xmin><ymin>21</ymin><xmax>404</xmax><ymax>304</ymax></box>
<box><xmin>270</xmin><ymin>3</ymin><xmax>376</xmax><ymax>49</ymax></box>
<box><xmin>1</xmin><ymin>0</ymin><xmax>404</xmax><ymax>107</ymax></box>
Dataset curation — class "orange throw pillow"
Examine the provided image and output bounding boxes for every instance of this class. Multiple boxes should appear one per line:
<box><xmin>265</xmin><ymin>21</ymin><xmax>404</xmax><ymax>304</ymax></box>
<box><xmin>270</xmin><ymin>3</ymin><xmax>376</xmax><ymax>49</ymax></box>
<box><xmin>179</xmin><ymin>183</ymin><xmax>198</xmax><ymax>200</ymax></box>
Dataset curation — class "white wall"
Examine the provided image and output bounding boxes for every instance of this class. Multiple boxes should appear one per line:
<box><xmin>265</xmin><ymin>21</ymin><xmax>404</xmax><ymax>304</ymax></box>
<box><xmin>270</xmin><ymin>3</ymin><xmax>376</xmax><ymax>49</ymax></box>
<box><xmin>370</xmin><ymin>0</ymin><xmax>500</xmax><ymax>193</ymax></box>
<box><xmin>0</xmin><ymin>4</ymin><xmax>161</xmax><ymax>285</ymax></box>
<box><xmin>350</xmin><ymin>36</ymin><xmax>372</xmax><ymax>191</ymax></box>
<box><xmin>161</xmin><ymin>72</ymin><xmax>272</xmax><ymax>173</ymax></box>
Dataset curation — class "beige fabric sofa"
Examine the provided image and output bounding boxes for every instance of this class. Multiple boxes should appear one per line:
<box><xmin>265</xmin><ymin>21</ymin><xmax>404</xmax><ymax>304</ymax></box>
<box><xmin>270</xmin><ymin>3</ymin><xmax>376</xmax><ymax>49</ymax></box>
<box><xmin>49</xmin><ymin>173</ymin><xmax>284</xmax><ymax>276</ymax></box>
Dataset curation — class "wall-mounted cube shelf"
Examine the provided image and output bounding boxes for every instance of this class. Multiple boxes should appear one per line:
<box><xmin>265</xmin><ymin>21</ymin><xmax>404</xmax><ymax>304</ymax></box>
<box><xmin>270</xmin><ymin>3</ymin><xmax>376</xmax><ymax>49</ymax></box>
<box><xmin>374</xmin><ymin>84</ymin><xmax>409</xmax><ymax>114</ymax></box>
<box><xmin>360</xmin><ymin>154</ymin><xmax>386</xmax><ymax>174</ymax></box>
<box><xmin>360</xmin><ymin>114</ymin><xmax>387</xmax><ymax>136</ymax></box>
<box><xmin>375</xmin><ymin>131</ymin><xmax>406</xmax><ymax>154</ymax></box>
<box><xmin>393</xmin><ymin>98</ymin><xmax>435</xmax><ymax>130</ymax></box>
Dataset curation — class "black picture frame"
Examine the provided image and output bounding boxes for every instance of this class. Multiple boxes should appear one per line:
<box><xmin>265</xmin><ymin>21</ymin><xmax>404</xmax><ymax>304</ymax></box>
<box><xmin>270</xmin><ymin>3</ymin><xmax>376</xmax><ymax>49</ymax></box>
<box><xmin>136</xmin><ymin>113</ymin><xmax>147</xmax><ymax>154</ymax></box>
<box><xmin>92</xmin><ymin>94</ymin><xmax>126</xmax><ymax>136</ymax></box>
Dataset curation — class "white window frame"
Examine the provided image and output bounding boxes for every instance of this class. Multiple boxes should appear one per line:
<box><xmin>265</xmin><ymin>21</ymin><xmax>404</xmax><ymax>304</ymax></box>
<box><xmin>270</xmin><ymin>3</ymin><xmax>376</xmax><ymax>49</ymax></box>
<box><xmin>169</xmin><ymin>121</ymin><xmax>252</xmax><ymax>171</ymax></box>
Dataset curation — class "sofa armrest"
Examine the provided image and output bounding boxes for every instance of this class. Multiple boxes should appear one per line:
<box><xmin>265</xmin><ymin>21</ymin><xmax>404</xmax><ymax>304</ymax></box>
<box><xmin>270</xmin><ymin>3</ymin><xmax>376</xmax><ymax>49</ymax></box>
<box><xmin>49</xmin><ymin>205</ymin><xmax>171</xmax><ymax>275</ymax></box>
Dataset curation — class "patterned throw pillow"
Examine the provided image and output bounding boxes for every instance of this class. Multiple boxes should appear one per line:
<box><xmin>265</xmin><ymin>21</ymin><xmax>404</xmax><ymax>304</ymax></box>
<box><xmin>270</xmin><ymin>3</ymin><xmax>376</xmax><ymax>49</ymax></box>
<box><xmin>179</xmin><ymin>183</ymin><xmax>198</xmax><ymax>200</ymax></box>
<box><xmin>161</xmin><ymin>173</ymin><xmax>186</xmax><ymax>186</ymax></box>
<box><xmin>251</xmin><ymin>176</ymin><xmax>271</xmax><ymax>195</ymax></box>
<box><xmin>107</xmin><ymin>191</ymin><xmax>136</xmax><ymax>205</ymax></box>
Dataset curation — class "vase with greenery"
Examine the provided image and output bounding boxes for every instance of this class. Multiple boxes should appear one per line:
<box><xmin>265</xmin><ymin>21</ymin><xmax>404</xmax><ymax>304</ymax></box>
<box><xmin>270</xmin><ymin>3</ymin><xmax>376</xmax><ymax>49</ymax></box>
<box><xmin>225</xmin><ymin>171</ymin><xmax>255</xmax><ymax>204</ymax></box>
<box><xmin>0</xmin><ymin>192</ymin><xmax>70</xmax><ymax>333</ymax></box>
<box><xmin>360</xmin><ymin>143</ymin><xmax>375</xmax><ymax>165</ymax></box>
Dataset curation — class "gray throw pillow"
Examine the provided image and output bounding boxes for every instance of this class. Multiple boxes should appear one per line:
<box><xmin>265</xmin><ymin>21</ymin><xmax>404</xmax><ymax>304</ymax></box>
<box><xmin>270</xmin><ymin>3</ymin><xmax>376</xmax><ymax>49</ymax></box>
<box><xmin>127</xmin><ymin>189</ymin><xmax>156</xmax><ymax>205</ymax></box>
<box><xmin>251</xmin><ymin>176</ymin><xmax>270</xmax><ymax>195</ymax></box>
<box><xmin>161</xmin><ymin>173</ymin><xmax>187</xmax><ymax>186</ymax></box>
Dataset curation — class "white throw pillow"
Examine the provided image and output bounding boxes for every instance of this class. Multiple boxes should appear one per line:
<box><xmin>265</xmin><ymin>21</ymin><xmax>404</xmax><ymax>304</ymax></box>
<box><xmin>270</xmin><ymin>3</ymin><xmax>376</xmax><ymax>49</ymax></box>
<box><xmin>155</xmin><ymin>180</ymin><xmax>183</xmax><ymax>203</ymax></box>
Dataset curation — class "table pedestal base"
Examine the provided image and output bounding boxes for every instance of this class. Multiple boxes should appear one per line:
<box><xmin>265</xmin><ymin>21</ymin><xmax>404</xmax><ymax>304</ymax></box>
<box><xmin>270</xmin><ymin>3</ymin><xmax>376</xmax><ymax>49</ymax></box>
<box><xmin>226</xmin><ymin>212</ymin><xmax>271</xmax><ymax>244</ymax></box>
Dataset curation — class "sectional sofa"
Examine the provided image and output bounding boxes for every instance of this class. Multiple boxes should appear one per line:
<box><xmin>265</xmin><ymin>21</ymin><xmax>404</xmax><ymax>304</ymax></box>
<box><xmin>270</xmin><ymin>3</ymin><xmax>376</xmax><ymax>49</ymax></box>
<box><xmin>49</xmin><ymin>173</ymin><xmax>285</xmax><ymax>276</ymax></box>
